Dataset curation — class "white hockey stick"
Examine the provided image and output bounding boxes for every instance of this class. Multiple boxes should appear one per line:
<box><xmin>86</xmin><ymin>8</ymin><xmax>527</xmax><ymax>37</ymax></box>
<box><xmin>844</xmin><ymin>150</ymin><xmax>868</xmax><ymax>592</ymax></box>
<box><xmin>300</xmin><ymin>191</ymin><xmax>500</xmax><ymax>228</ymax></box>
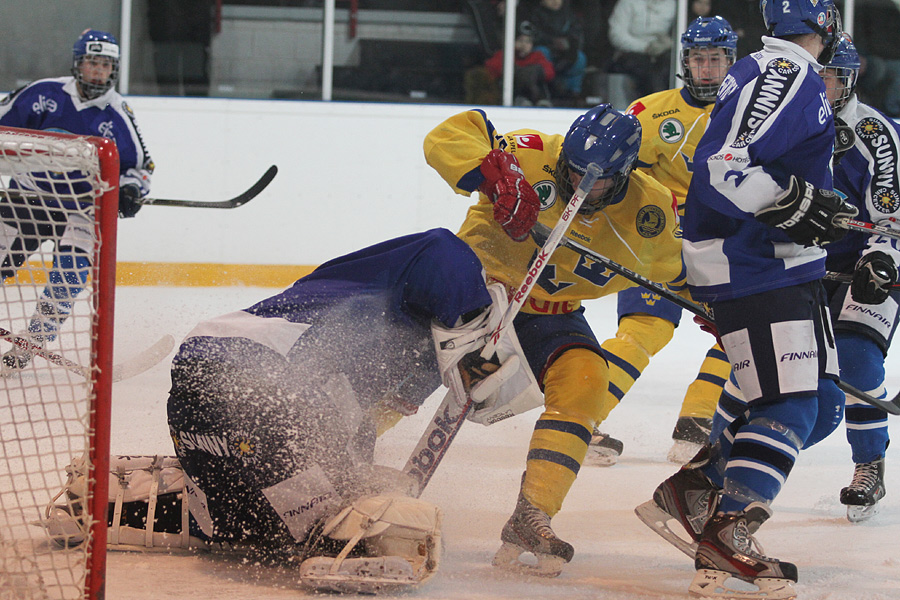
<box><xmin>402</xmin><ymin>163</ymin><xmax>602</xmax><ymax>497</ymax></box>
<box><xmin>0</xmin><ymin>330</ymin><xmax>175</xmax><ymax>383</ymax></box>
<box><xmin>537</xmin><ymin>224</ymin><xmax>900</xmax><ymax>416</ymax></box>
<box><xmin>481</xmin><ymin>163</ymin><xmax>602</xmax><ymax>359</ymax></box>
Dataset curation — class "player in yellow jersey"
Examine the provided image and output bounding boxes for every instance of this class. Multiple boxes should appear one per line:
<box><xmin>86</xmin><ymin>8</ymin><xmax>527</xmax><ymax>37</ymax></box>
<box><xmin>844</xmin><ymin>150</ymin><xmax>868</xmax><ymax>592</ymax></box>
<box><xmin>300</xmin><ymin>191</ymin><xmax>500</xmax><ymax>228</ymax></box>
<box><xmin>424</xmin><ymin>104</ymin><xmax>683</xmax><ymax>576</ymax></box>
<box><xmin>588</xmin><ymin>16</ymin><xmax>739</xmax><ymax>466</ymax></box>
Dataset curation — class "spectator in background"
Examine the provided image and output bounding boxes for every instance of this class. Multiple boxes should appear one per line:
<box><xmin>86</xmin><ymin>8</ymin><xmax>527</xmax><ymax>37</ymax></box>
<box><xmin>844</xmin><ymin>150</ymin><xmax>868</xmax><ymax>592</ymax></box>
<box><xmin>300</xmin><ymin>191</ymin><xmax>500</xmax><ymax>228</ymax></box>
<box><xmin>607</xmin><ymin>0</ymin><xmax>677</xmax><ymax>98</ymax></box>
<box><xmin>716</xmin><ymin>0</ymin><xmax>768</xmax><ymax>60</ymax></box>
<box><xmin>521</xmin><ymin>0</ymin><xmax>587</xmax><ymax>101</ymax></box>
<box><xmin>690</xmin><ymin>0</ymin><xmax>711</xmax><ymax>20</ymax></box>
<box><xmin>856</xmin><ymin>53</ymin><xmax>900</xmax><ymax>118</ymax></box>
<box><xmin>484</xmin><ymin>21</ymin><xmax>556</xmax><ymax>106</ymax></box>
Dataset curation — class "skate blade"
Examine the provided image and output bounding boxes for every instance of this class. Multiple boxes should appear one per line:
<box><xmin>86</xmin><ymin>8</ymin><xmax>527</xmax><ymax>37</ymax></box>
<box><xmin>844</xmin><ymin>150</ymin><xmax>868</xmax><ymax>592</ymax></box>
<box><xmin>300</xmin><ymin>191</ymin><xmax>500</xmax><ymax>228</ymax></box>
<box><xmin>634</xmin><ymin>500</ymin><xmax>697</xmax><ymax>559</ymax></box>
<box><xmin>299</xmin><ymin>556</ymin><xmax>418</xmax><ymax>594</ymax></box>
<box><xmin>846</xmin><ymin>503</ymin><xmax>881</xmax><ymax>523</ymax></box>
<box><xmin>583</xmin><ymin>446</ymin><xmax>619</xmax><ymax>467</ymax></box>
<box><xmin>491</xmin><ymin>541</ymin><xmax>567</xmax><ymax>578</ymax></box>
<box><xmin>689</xmin><ymin>569</ymin><xmax>796</xmax><ymax>600</ymax></box>
<box><xmin>668</xmin><ymin>440</ymin><xmax>704</xmax><ymax>465</ymax></box>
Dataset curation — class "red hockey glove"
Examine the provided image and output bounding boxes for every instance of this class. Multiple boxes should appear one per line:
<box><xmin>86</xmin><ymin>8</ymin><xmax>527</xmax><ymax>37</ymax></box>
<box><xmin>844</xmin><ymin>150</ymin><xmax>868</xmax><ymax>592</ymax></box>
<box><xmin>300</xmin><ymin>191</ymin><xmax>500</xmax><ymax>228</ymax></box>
<box><xmin>478</xmin><ymin>149</ymin><xmax>541</xmax><ymax>242</ymax></box>
<box><xmin>693</xmin><ymin>314</ymin><xmax>723</xmax><ymax>349</ymax></box>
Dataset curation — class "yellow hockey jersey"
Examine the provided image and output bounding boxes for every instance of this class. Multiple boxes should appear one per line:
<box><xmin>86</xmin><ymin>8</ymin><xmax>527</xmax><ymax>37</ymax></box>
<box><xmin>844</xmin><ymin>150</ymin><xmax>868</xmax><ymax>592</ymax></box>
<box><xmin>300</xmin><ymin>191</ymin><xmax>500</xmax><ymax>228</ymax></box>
<box><xmin>423</xmin><ymin>109</ymin><xmax>683</xmax><ymax>310</ymax></box>
<box><xmin>627</xmin><ymin>87</ymin><xmax>714</xmax><ymax>213</ymax></box>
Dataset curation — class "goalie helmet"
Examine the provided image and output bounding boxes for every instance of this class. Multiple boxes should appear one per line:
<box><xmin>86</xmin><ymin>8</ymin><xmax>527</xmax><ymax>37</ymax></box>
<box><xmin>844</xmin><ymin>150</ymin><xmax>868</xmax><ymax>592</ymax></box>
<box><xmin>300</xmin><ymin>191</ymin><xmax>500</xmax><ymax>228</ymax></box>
<box><xmin>556</xmin><ymin>104</ymin><xmax>641</xmax><ymax>215</ymax></box>
<box><xmin>680</xmin><ymin>16</ymin><xmax>738</xmax><ymax>103</ymax></box>
<box><xmin>72</xmin><ymin>28</ymin><xmax>120</xmax><ymax>100</ymax></box>
<box><xmin>825</xmin><ymin>33</ymin><xmax>859</xmax><ymax>112</ymax></box>
<box><xmin>760</xmin><ymin>0</ymin><xmax>842</xmax><ymax>65</ymax></box>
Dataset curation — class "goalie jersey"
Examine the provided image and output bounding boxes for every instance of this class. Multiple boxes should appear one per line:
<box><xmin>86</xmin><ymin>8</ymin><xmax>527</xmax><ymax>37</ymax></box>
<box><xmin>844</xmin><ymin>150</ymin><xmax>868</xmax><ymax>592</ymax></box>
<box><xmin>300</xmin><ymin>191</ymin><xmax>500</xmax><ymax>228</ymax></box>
<box><xmin>423</xmin><ymin>110</ymin><xmax>683</xmax><ymax>311</ymax></box>
<box><xmin>683</xmin><ymin>37</ymin><xmax>834</xmax><ymax>302</ymax></box>
<box><xmin>828</xmin><ymin>95</ymin><xmax>900</xmax><ymax>275</ymax></box>
<box><xmin>0</xmin><ymin>76</ymin><xmax>153</xmax><ymax>201</ymax></box>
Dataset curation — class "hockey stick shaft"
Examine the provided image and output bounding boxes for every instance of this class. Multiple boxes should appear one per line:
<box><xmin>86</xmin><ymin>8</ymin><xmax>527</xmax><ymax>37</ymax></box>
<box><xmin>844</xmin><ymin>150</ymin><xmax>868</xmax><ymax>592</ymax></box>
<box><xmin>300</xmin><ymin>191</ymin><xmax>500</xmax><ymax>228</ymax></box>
<box><xmin>535</xmin><ymin>225</ymin><xmax>900</xmax><ymax>416</ymax></box>
<box><xmin>823</xmin><ymin>271</ymin><xmax>900</xmax><ymax>288</ymax></box>
<box><xmin>836</xmin><ymin>217</ymin><xmax>900</xmax><ymax>240</ymax></box>
<box><xmin>138</xmin><ymin>165</ymin><xmax>277</xmax><ymax>209</ymax></box>
<box><xmin>402</xmin><ymin>389</ymin><xmax>472</xmax><ymax>497</ymax></box>
<box><xmin>481</xmin><ymin>163</ymin><xmax>602</xmax><ymax>359</ymax></box>
<box><xmin>0</xmin><ymin>329</ymin><xmax>175</xmax><ymax>383</ymax></box>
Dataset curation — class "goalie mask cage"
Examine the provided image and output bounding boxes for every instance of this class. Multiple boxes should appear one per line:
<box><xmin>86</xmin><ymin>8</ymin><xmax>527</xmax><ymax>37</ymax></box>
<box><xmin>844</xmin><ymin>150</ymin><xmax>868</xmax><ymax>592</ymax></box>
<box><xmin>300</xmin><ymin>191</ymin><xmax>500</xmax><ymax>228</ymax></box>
<box><xmin>0</xmin><ymin>126</ymin><xmax>117</xmax><ymax>600</ymax></box>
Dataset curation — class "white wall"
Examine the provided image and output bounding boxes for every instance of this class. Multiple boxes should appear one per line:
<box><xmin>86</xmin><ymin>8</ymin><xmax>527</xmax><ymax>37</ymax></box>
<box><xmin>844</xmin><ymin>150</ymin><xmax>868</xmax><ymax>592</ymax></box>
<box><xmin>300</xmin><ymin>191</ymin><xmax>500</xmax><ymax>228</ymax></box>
<box><xmin>122</xmin><ymin>97</ymin><xmax>583</xmax><ymax>265</ymax></box>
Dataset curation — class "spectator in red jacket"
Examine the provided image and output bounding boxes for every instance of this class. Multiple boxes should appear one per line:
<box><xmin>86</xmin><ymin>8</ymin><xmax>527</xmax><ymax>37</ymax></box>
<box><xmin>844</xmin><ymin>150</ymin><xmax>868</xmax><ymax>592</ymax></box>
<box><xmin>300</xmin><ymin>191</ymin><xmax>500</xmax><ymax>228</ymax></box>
<box><xmin>485</xmin><ymin>22</ymin><xmax>556</xmax><ymax>106</ymax></box>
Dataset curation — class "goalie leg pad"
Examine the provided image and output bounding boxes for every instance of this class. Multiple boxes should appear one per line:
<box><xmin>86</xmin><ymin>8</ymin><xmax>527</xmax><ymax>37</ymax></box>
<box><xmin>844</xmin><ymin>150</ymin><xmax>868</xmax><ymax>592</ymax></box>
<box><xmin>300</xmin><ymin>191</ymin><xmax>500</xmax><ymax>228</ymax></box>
<box><xmin>300</xmin><ymin>494</ymin><xmax>442</xmax><ymax>593</ymax></box>
<box><xmin>36</xmin><ymin>454</ymin><xmax>209</xmax><ymax>551</ymax></box>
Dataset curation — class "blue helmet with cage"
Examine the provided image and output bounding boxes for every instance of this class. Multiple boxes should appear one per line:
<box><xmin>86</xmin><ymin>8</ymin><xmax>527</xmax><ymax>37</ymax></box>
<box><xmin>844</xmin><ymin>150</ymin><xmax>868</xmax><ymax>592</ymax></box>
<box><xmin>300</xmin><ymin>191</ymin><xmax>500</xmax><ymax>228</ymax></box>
<box><xmin>680</xmin><ymin>16</ymin><xmax>738</xmax><ymax>102</ymax></box>
<box><xmin>71</xmin><ymin>29</ymin><xmax>120</xmax><ymax>100</ymax></box>
<box><xmin>760</xmin><ymin>0</ymin><xmax>841</xmax><ymax>64</ymax></box>
<box><xmin>556</xmin><ymin>104</ymin><xmax>642</xmax><ymax>215</ymax></box>
<box><xmin>825</xmin><ymin>33</ymin><xmax>860</xmax><ymax>111</ymax></box>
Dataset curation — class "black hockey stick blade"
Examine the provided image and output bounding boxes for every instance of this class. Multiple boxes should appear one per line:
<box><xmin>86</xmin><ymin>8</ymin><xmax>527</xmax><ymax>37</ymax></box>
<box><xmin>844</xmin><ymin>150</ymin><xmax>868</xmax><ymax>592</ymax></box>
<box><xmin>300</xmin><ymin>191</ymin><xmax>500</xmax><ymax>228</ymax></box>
<box><xmin>836</xmin><ymin>380</ymin><xmax>900</xmax><ymax>415</ymax></box>
<box><xmin>140</xmin><ymin>165</ymin><xmax>278</xmax><ymax>209</ymax></box>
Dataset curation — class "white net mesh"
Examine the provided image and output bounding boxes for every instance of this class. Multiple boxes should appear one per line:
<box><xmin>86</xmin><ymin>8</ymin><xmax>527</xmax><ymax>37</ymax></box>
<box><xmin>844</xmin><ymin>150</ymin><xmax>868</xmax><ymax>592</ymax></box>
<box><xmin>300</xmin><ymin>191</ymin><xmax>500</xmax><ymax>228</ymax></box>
<box><xmin>0</xmin><ymin>128</ymin><xmax>112</xmax><ymax>600</ymax></box>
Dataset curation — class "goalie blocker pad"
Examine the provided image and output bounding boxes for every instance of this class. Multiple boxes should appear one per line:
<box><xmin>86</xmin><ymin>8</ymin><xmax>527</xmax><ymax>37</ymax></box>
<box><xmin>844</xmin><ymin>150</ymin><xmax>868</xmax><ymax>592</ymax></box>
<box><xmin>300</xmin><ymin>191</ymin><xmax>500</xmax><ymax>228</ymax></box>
<box><xmin>431</xmin><ymin>283</ymin><xmax>543</xmax><ymax>425</ymax></box>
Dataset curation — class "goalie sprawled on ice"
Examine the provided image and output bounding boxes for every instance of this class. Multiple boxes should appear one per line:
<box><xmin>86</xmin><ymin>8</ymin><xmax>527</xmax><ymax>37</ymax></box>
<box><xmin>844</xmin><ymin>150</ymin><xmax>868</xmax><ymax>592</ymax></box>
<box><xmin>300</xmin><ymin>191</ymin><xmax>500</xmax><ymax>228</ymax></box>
<box><xmin>43</xmin><ymin>228</ymin><xmax>539</xmax><ymax>593</ymax></box>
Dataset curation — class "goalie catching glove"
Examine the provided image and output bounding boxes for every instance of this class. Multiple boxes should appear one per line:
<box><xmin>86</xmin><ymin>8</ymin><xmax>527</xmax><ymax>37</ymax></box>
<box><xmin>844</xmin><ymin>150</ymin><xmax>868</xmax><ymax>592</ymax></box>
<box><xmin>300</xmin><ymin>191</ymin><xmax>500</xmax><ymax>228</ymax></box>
<box><xmin>479</xmin><ymin>149</ymin><xmax>541</xmax><ymax>242</ymax></box>
<box><xmin>431</xmin><ymin>283</ymin><xmax>543</xmax><ymax>426</ymax></box>
<box><xmin>852</xmin><ymin>251</ymin><xmax>898</xmax><ymax>305</ymax></box>
<box><xmin>755</xmin><ymin>175</ymin><xmax>858</xmax><ymax>246</ymax></box>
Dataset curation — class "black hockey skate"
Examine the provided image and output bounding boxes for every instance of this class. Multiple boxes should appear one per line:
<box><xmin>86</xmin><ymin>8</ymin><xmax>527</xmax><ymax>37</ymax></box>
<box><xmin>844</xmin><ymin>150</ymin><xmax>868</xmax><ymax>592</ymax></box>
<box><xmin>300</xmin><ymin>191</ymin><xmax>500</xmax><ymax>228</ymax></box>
<box><xmin>691</xmin><ymin>503</ymin><xmax>798</xmax><ymax>600</ymax></box>
<box><xmin>634</xmin><ymin>446</ymin><xmax>720</xmax><ymax>558</ymax></box>
<box><xmin>667</xmin><ymin>416</ymin><xmax>712</xmax><ymax>464</ymax></box>
<box><xmin>492</xmin><ymin>482</ymin><xmax>574</xmax><ymax>578</ymax></box>
<box><xmin>840</xmin><ymin>458</ymin><xmax>886</xmax><ymax>523</ymax></box>
<box><xmin>584</xmin><ymin>428</ymin><xmax>624</xmax><ymax>466</ymax></box>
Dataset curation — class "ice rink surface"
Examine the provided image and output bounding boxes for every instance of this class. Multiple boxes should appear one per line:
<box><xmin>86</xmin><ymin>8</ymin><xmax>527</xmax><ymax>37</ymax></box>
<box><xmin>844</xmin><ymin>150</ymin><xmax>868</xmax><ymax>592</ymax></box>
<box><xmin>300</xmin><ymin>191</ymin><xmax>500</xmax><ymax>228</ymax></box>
<box><xmin>107</xmin><ymin>286</ymin><xmax>900</xmax><ymax>600</ymax></box>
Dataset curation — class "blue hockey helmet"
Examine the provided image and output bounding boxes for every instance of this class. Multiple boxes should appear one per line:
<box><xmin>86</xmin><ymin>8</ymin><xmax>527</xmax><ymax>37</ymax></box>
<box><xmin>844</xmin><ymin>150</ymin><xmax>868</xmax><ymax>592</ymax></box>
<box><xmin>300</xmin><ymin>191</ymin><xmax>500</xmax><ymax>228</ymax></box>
<box><xmin>556</xmin><ymin>104</ymin><xmax>642</xmax><ymax>215</ymax></box>
<box><xmin>680</xmin><ymin>16</ymin><xmax>738</xmax><ymax>102</ymax></box>
<box><xmin>824</xmin><ymin>33</ymin><xmax>860</xmax><ymax>111</ymax></box>
<box><xmin>71</xmin><ymin>29</ymin><xmax>120</xmax><ymax>100</ymax></box>
<box><xmin>760</xmin><ymin>0</ymin><xmax>841</xmax><ymax>64</ymax></box>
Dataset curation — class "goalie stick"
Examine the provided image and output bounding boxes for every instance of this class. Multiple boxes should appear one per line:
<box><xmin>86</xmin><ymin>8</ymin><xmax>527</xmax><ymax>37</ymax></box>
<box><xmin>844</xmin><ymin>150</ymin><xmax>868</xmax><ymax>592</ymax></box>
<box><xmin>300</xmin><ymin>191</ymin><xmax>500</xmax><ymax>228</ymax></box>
<box><xmin>138</xmin><ymin>165</ymin><xmax>278</xmax><ymax>209</ymax></box>
<box><xmin>0</xmin><ymin>329</ymin><xmax>175</xmax><ymax>382</ymax></box>
<box><xmin>531</xmin><ymin>222</ymin><xmax>900</xmax><ymax>416</ymax></box>
<box><xmin>403</xmin><ymin>164</ymin><xmax>603</xmax><ymax>497</ymax></box>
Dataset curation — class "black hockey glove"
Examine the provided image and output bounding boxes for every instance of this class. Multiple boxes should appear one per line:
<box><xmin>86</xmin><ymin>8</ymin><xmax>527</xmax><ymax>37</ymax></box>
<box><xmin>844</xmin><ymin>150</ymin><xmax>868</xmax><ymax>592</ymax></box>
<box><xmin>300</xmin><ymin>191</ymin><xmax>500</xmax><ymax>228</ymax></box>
<box><xmin>834</xmin><ymin>117</ymin><xmax>855</xmax><ymax>165</ymax></box>
<box><xmin>118</xmin><ymin>184</ymin><xmax>143</xmax><ymax>218</ymax></box>
<box><xmin>851</xmin><ymin>251</ymin><xmax>897</xmax><ymax>305</ymax></box>
<box><xmin>755</xmin><ymin>175</ymin><xmax>858</xmax><ymax>246</ymax></box>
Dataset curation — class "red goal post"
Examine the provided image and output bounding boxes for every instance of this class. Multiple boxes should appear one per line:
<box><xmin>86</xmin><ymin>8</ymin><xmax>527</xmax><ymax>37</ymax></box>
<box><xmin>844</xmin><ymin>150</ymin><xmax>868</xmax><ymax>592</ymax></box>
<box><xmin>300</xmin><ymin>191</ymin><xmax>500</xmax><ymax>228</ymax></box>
<box><xmin>0</xmin><ymin>126</ymin><xmax>118</xmax><ymax>600</ymax></box>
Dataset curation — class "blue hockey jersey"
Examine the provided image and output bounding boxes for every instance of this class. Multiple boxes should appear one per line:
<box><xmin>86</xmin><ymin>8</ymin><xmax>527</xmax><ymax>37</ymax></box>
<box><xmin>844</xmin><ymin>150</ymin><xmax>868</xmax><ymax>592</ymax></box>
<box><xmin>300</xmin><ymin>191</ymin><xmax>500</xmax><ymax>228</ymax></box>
<box><xmin>0</xmin><ymin>76</ymin><xmax>153</xmax><ymax>201</ymax></box>
<box><xmin>828</xmin><ymin>95</ymin><xmax>900</xmax><ymax>274</ymax></box>
<box><xmin>683</xmin><ymin>37</ymin><xmax>835</xmax><ymax>302</ymax></box>
<box><xmin>174</xmin><ymin>228</ymin><xmax>493</xmax><ymax>409</ymax></box>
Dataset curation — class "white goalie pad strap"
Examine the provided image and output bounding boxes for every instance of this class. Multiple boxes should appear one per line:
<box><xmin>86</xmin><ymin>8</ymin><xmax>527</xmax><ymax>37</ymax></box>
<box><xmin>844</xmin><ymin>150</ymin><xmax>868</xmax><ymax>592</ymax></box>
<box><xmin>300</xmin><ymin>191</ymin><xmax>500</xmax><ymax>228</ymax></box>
<box><xmin>303</xmin><ymin>493</ymin><xmax>443</xmax><ymax>592</ymax></box>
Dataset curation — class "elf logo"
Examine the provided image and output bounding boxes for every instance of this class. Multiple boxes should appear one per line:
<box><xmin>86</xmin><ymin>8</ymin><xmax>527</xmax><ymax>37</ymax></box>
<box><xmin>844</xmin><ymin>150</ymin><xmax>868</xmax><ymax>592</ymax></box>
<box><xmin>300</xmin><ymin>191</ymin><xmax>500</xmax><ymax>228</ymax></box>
<box><xmin>32</xmin><ymin>94</ymin><xmax>58</xmax><ymax>114</ymax></box>
<box><xmin>98</xmin><ymin>120</ymin><xmax>114</xmax><ymax>138</ymax></box>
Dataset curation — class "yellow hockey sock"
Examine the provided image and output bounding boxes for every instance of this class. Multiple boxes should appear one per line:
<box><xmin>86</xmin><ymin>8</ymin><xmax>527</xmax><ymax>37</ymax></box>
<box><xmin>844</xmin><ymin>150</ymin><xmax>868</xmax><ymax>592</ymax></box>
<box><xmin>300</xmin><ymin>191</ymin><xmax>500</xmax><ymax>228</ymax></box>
<box><xmin>523</xmin><ymin>348</ymin><xmax>608</xmax><ymax>516</ymax></box>
<box><xmin>600</xmin><ymin>314</ymin><xmax>675</xmax><ymax>410</ymax></box>
<box><xmin>679</xmin><ymin>343</ymin><xmax>729</xmax><ymax>420</ymax></box>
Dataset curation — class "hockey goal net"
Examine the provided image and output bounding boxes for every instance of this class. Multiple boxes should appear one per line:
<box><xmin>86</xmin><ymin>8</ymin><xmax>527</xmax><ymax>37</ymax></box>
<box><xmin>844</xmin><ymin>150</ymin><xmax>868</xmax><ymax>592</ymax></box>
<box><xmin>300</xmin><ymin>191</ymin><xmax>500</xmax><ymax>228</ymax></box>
<box><xmin>0</xmin><ymin>126</ymin><xmax>117</xmax><ymax>599</ymax></box>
